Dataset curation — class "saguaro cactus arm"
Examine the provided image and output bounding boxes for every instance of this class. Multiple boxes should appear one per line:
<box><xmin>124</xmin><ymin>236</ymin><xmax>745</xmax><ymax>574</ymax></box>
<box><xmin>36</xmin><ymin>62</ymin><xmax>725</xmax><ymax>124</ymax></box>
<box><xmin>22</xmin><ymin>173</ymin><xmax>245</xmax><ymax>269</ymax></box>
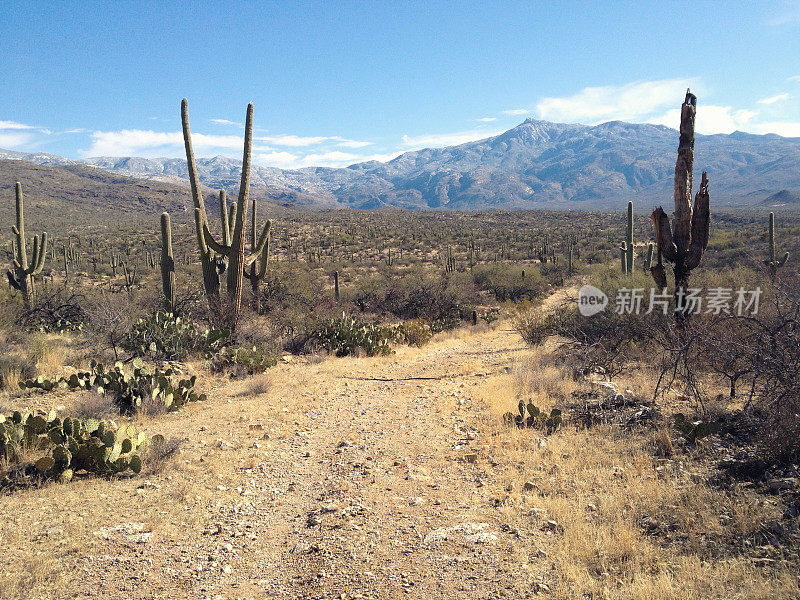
<box><xmin>243</xmin><ymin>219</ymin><xmax>272</xmax><ymax>277</ymax></box>
<box><xmin>685</xmin><ymin>171</ymin><xmax>710</xmax><ymax>270</ymax></box>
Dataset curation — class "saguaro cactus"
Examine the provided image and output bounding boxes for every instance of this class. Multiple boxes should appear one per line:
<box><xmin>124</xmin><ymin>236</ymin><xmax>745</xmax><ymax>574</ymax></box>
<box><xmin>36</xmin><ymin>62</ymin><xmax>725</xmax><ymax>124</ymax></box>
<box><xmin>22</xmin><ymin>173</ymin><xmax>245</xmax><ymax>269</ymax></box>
<box><xmin>160</xmin><ymin>212</ymin><xmax>175</xmax><ymax>313</ymax></box>
<box><xmin>650</xmin><ymin>90</ymin><xmax>710</xmax><ymax>326</ymax></box>
<box><xmin>333</xmin><ymin>270</ymin><xmax>340</xmax><ymax>301</ymax></box>
<box><xmin>7</xmin><ymin>183</ymin><xmax>48</xmax><ymax>308</ymax></box>
<box><xmin>620</xmin><ymin>201</ymin><xmax>634</xmax><ymax>273</ymax></box>
<box><xmin>642</xmin><ymin>242</ymin><xmax>654</xmax><ymax>273</ymax></box>
<box><xmin>764</xmin><ymin>212</ymin><xmax>789</xmax><ymax>280</ymax></box>
<box><xmin>182</xmin><ymin>99</ymin><xmax>270</xmax><ymax>329</ymax></box>
<box><xmin>243</xmin><ymin>194</ymin><xmax>272</xmax><ymax>308</ymax></box>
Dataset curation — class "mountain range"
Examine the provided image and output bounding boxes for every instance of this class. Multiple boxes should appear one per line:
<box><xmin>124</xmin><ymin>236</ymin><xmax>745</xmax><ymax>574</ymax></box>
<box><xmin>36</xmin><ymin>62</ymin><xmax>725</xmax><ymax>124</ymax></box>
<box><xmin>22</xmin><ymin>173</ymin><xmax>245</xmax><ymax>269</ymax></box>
<box><xmin>2</xmin><ymin>118</ymin><xmax>800</xmax><ymax>210</ymax></box>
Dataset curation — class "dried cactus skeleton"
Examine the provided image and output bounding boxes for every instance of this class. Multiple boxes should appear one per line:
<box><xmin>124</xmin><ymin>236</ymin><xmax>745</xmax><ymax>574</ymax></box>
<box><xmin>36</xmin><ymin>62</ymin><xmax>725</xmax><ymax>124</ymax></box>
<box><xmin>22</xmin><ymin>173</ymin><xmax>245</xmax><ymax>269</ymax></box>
<box><xmin>650</xmin><ymin>90</ymin><xmax>711</xmax><ymax>325</ymax></box>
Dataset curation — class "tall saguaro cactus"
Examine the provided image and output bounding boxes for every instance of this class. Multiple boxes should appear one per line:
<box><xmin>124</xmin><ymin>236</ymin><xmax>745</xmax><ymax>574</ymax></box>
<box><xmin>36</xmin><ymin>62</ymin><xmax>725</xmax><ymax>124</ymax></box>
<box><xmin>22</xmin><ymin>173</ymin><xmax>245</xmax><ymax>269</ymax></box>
<box><xmin>620</xmin><ymin>201</ymin><xmax>634</xmax><ymax>273</ymax></box>
<box><xmin>160</xmin><ymin>212</ymin><xmax>175</xmax><ymax>313</ymax></box>
<box><xmin>764</xmin><ymin>212</ymin><xmax>789</xmax><ymax>280</ymax></box>
<box><xmin>181</xmin><ymin>99</ymin><xmax>270</xmax><ymax>329</ymax></box>
<box><xmin>650</xmin><ymin>90</ymin><xmax>710</xmax><ymax>326</ymax></box>
<box><xmin>7</xmin><ymin>182</ymin><xmax>48</xmax><ymax>308</ymax></box>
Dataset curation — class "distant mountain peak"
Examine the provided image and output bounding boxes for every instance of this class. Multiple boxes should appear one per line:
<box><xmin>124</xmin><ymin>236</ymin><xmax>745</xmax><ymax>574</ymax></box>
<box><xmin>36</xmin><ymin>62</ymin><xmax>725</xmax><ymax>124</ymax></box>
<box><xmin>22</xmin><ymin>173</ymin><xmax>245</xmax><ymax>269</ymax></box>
<box><xmin>2</xmin><ymin>116</ymin><xmax>800</xmax><ymax>210</ymax></box>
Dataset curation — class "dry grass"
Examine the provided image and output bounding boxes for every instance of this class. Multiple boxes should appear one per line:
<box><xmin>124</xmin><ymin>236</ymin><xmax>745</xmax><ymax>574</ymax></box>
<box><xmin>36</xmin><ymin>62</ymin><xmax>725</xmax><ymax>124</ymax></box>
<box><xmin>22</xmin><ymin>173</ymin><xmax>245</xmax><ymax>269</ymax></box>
<box><xmin>475</xmin><ymin>344</ymin><xmax>798</xmax><ymax>599</ymax></box>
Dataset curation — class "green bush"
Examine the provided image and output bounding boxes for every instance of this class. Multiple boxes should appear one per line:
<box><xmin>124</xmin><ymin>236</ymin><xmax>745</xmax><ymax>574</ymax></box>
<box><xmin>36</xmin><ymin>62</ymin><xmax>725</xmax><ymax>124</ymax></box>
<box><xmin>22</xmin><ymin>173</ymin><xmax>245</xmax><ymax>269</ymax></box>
<box><xmin>393</xmin><ymin>318</ymin><xmax>433</xmax><ymax>347</ymax></box>
<box><xmin>473</xmin><ymin>264</ymin><xmax>548</xmax><ymax>302</ymax></box>
<box><xmin>210</xmin><ymin>344</ymin><xmax>277</xmax><ymax>376</ymax></box>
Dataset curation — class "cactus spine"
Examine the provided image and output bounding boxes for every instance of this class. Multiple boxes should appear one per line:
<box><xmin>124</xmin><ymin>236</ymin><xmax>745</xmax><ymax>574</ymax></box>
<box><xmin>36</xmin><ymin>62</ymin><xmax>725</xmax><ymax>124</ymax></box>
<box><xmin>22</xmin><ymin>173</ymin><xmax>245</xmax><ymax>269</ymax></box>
<box><xmin>182</xmin><ymin>99</ymin><xmax>270</xmax><ymax>330</ymax></box>
<box><xmin>7</xmin><ymin>183</ymin><xmax>48</xmax><ymax>308</ymax></box>
<box><xmin>160</xmin><ymin>213</ymin><xmax>175</xmax><ymax>313</ymax></box>
<box><xmin>764</xmin><ymin>212</ymin><xmax>789</xmax><ymax>280</ymax></box>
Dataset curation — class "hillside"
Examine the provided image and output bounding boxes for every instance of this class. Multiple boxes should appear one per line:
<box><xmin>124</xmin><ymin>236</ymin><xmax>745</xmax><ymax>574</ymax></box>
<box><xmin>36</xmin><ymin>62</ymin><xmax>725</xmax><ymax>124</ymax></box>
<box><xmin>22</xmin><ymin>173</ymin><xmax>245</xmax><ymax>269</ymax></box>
<box><xmin>4</xmin><ymin>118</ymin><xmax>800</xmax><ymax>210</ymax></box>
<box><xmin>763</xmin><ymin>188</ymin><xmax>800</xmax><ymax>206</ymax></box>
<box><xmin>0</xmin><ymin>160</ymin><xmax>315</xmax><ymax>227</ymax></box>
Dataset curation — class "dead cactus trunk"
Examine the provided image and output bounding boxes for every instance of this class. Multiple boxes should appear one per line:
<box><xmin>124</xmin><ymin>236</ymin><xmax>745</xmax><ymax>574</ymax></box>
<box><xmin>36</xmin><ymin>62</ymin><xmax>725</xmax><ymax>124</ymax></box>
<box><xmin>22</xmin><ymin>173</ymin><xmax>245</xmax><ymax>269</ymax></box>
<box><xmin>650</xmin><ymin>90</ymin><xmax>710</xmax><ymax>327</ymax></box>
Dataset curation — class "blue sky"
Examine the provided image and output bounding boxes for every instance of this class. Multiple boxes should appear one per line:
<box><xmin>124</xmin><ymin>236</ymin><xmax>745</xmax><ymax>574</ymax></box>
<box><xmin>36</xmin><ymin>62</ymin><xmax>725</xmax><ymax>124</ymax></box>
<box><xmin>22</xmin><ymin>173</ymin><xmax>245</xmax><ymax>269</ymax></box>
<box><xmin>2</xmin><ymin>1</ymin><xmax>799</xmax><ymax>169</ymax></box>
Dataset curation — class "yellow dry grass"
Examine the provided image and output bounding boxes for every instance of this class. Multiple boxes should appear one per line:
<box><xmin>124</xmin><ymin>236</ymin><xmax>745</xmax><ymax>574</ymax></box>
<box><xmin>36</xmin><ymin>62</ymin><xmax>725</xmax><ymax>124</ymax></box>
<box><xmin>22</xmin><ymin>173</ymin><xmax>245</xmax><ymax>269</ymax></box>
<box><xmin>474</xmin><ymin>344</ymin><xmax>797</xmax><ymax>600</ymax></box>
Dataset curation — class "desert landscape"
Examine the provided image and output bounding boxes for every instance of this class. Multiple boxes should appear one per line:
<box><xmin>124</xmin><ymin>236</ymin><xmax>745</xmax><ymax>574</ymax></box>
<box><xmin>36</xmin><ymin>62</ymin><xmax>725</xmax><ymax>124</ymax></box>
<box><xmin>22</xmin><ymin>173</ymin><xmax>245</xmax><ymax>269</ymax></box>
<box><xmin>3</xmin><ymin>2</ymin><xmax>800</xmax><ymax>599</ymax></box>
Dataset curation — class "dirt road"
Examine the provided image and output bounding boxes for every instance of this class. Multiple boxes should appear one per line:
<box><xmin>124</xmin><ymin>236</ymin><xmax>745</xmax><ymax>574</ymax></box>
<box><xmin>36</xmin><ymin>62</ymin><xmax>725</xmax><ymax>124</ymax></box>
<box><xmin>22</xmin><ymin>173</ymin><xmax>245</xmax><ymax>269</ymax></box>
<box><xmin>4</xmin><ymin>323</ymin><xmax>539</xmax><ymax>599</ymax></box>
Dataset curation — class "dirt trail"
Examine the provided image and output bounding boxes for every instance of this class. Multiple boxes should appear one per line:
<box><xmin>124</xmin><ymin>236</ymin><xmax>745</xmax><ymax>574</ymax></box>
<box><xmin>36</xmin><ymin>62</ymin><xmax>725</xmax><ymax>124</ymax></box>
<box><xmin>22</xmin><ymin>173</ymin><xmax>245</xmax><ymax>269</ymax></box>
<box><xmin>4</xmin><ymin>322</ymin><xmax>540</xmax><ymax>600</ymax></box>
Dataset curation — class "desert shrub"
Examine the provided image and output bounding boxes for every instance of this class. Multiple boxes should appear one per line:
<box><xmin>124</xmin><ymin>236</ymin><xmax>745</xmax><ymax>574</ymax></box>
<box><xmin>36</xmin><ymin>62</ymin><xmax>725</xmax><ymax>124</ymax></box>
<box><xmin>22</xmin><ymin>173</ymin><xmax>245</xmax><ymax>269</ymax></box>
<box><xmin>385</xmin><ymin>271</ymin><xmax>476</xmax><ymax>322</ymax></box>
<box><xmin>122</xmin><ymin>311</ymin><xmax>229</xmax><ymax>361</ymax></box>
<box><xmin>311</xmin><ymin>316</ymin><xmax>393</xmax><ymax>357</ymax></box>
<box><xmin>394</xmin><ymin>318</ymin><xmax>433</xmax><ymax>347</ymax></box>
<box><xmin>0</xmin><ymin>353</ymin><xmax>36</xmax><ymax>390</ymax></box>
<box><xmin>517</xmin><ymin>296</ymin><xmax>666</xmax><ymax>377</ymax></box>
<box><xmin>141</xmin><ymin>434</ymin><xmax>181</xmax><ymax>476</ymax></box>
<box><xmin>472</xmin><ymin>264</ymin><xmax>548</xmax><ymax>302</ymax></box>
<box><xmin>21</xmin><ymin>289</ymin><xmax>88</xmax><ymax>333</ymax></box>
<box><xmin>85</xmin><ymin>292</ymin><xmax>138</xmax><ymax>361</ymax></box>
<box><xmin>257</xmin><ymin>264</ymin><xmax>323</xmax><ymax>315</ymax></box>
<box><xmin>210</xmin><ymin>344</ymin><xmax>277</xmax><ymax>376</ymax></box>
<box><xmin>688</xmin><ymin>276</ymin><xmax>800</xmax><ymax>463</ymax></box>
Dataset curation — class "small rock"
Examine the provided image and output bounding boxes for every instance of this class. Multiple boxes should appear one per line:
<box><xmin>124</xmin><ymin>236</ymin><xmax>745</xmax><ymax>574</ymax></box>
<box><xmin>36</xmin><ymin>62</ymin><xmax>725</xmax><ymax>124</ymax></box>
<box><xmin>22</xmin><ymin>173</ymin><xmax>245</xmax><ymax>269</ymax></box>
<box><xmin>523</xmin><ymin>481</ymin><xmax>535</xmax><ymax>491</ymax></box>
<box><xmin>464</xmin><ymin>453</ymin><xmax>478</xmax><ymax>463</ymax></box>
<box><xmin>291</xmin><ymin>541</ymin><xmax>311</xmax><ymax>554</ymax></box>
<box><xmin>768</xmin><ymin>477</ymin><xmax>798</xmax><ymax>491</ymax></box>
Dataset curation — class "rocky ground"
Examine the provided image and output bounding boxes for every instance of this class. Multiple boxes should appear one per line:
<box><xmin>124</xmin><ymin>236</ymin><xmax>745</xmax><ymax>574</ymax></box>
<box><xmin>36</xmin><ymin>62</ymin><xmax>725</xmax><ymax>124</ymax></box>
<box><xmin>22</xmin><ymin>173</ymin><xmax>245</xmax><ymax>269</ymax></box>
<box><xmin>3</xmin><ymin>311</ymin><xmax>799</xmax><ymax>599</ymax></box>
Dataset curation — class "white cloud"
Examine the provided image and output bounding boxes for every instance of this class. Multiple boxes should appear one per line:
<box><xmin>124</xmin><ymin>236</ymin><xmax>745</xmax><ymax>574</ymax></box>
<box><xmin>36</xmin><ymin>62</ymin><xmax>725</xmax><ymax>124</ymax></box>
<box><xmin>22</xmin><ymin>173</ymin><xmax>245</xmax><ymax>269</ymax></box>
<box><xmin>502</xmin><ymin>109</ymin><xmax>529</xmax><ymax>116</ymax></box>
<box><xmin>334</xmin><ymin>138</ymin><xmax>373</xmax><ymax>148</ymax></box>
<box><xmin>750</xmin><ymin>121</ymin><xmax>800</xmax><ymax>137</ymax></box>
<box><xmin>475</xmin><ymin>117</ymin><xmax>497</xmax><ymax>122</ymax></box>
<box><xmin>210</xmin><ymin>118</ymin><xmax>243</xmax><ymax>127</ymax></box>
<box><xmin>255</xmin><ymin>134</ymin><xmax>371</xmax><ymax>148</ymax></box>
<box><xmin>647</xmin><ymin>105</ymin><xmax>757</xmax><ymax>135</ymax></box>
<box><xmin>758</xmin><ymin>93</ymin><xmax>790</xmax><ymax>104</ymax></box>
<box><xmin>790</xmin><ymin>75</ymin><xmax>800</xmax><ymax>82</ymax></box>
<box><xmin>256</xmin><ymin>150</ymin><xmax>370</xmax><ymax>169</ymax></box>
<box><xmin>401</xmin><ymin>128</ymin><xmax>505</xmax><ymax>149</ymax></box>
<box><xmin>256</xmin><ymin>134</ymin><xmax>328</xmax><ymax>147</ymax></box>
<box><xmin>0</xmin><ymin>132</ymin><xmax>32</xmax><ymax>148</ymax></box>
<box><xmin>0</xmin><ymin>120</ymin><xmax>35</xmax><ymax>130</ymax></box>
<box><xmin>255</xmin><ymin>151</ymin><xmax>302</xmax><ymax>169</ymax></box>
<box><xmin>536</xmin><ymin>78</ymin><xmax>699</xmax><ymax>124</ymax></box>
<box><xmin>80</xmin><ymin>130</ymin><xmax>244</xmax><ymax>157</ymax></box>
